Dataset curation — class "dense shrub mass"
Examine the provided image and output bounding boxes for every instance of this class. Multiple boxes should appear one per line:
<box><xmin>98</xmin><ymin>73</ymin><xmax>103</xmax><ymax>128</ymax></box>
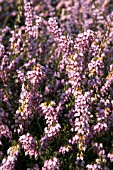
<box><xmin>0</xmin><ymin>0</ymin><xmax>113</xmax><ymax>169</ymax></box>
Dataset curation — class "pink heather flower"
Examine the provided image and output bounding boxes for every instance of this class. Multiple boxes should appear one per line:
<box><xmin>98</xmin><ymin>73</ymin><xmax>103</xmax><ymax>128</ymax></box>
<box><xmin>42</xmin><ymin>157</ymin><xmax>60</xmax><ymax>170</ymax></box>
<box><xmin>86</xmin><ymin>164</ymin><xmax>98</xmax><ymax>170</ymax></box>
<box><xmin>59</xmin><ymin>145</ymin><xmax>72</xmax><ymax>154</ymax></box>
<box><xmin>24</xmin><ymin>0</ymin><xmax>34</xmax><ymax>33</ymax></box>
<box><xmin>0</xmin><ymin>43</ymin><xmax>5</xmax><ymax>60</ymax></box>
<box><xmin>68</xmin><ymin>91</ymin><xmax>91</xmax><ymax>147</ymax></box>
<box><xmin>0</xmin><ymin>156</ymin><xmax>16</xmax><ymax>170</ymax></box>
<box><xmin>0</xmin><ymin>145</ymin><xmax>20</xmax><ymax>170</ymax></box>
<box><xmin>40</xmin><ymin>122</ymin><xmax>61</xmax><ymax>149</ymax></box>
<box><xmin>16</xmin><ymin>70</ymin><xmax>25</xmax><ymax>84</ymax></box>
<box><xmin>9</xmin><ymin>29</ymin><xmax>23</xmax><ymax>56</ymax></box>
<box><xmin>26</xmin><ymin>63</ymin><xmax>46</xmax><ymax>88</ymax></box>
<box><xmin>92</xmin><ymin>122</ymin><xmax>108</xmax><ymax>134</ymax></box>
<box><xmin>15</xmin><ymin>82</ymin><xmax>42</xmax><ymax>133</ymax></box>
<box><xmin>19</xmin><ymin>133</ymin><xmax>38</xmax><ymax>158</ymax></box>
<box><xmin>0</xmin><ymin>0</ymin><xmax>113</xmax><ymax>169</ymax></box>
<box><xmin>32</xmin><ymin>16</ymin><xmax>43</xmax><ymax>39</ymax></box>
<box><xmin>74</xmin><ymin>30</ymin><xmax>95</xmax><ymax>54</ymax></box>
<box><xmin>44</xmin><ymin>123</ymin><xmax>61</xmax><ymax>137</ymax></box>
<box><xmin>0</xmin><ymin>123</ymin><xmax>12</xmax><ymax>139</ymax></box>
<box><xmin>107</xmin><ymin>153</ymin><xmax>113</xmax><ymax>162</ymax></box>
<box><xmin>7</xmin><ymin>146</ymin><xmax>20</xmax><ymax>157</ymax></box>
<box><xmin>48</xmin><ymin>17</ymin><xmax>62</xmax><ymax>41</ymax></box>
<box><xmin>39</xmin><ymin>103</ymin><xmax>61</xmax><ymax>149</ymax></box>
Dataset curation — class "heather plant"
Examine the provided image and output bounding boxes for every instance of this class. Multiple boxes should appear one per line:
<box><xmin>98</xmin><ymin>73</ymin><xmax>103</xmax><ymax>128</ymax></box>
<box><xmin>0</xmin><ymin>0</ymin><xmax>113</xmax><ymax>169</ymax></box>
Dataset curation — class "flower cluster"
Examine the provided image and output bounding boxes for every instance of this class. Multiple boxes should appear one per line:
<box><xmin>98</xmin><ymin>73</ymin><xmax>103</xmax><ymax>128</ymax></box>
<box><xmin>0</xmin><ymin>0</ymin><xmax>113</xmax><ymax>169</ymax></box>
<box><xmin>39</xmin><ymin>102</ymin><xmax>61</xmax><ymax>149</ymax></box>
<box><xmin>0</xmin><ymin>145</ymin><xmax>20</xmax><ymax>170</ymax></box>
<box><xmin>19</xmin><ymin>133</ymin><xmax>38</xmax><ymax>158</ymax></box>
<box><xmin>42</xmin><ymin>157</ymin><xmax>60</xmax><ymax>170</ymax></box>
